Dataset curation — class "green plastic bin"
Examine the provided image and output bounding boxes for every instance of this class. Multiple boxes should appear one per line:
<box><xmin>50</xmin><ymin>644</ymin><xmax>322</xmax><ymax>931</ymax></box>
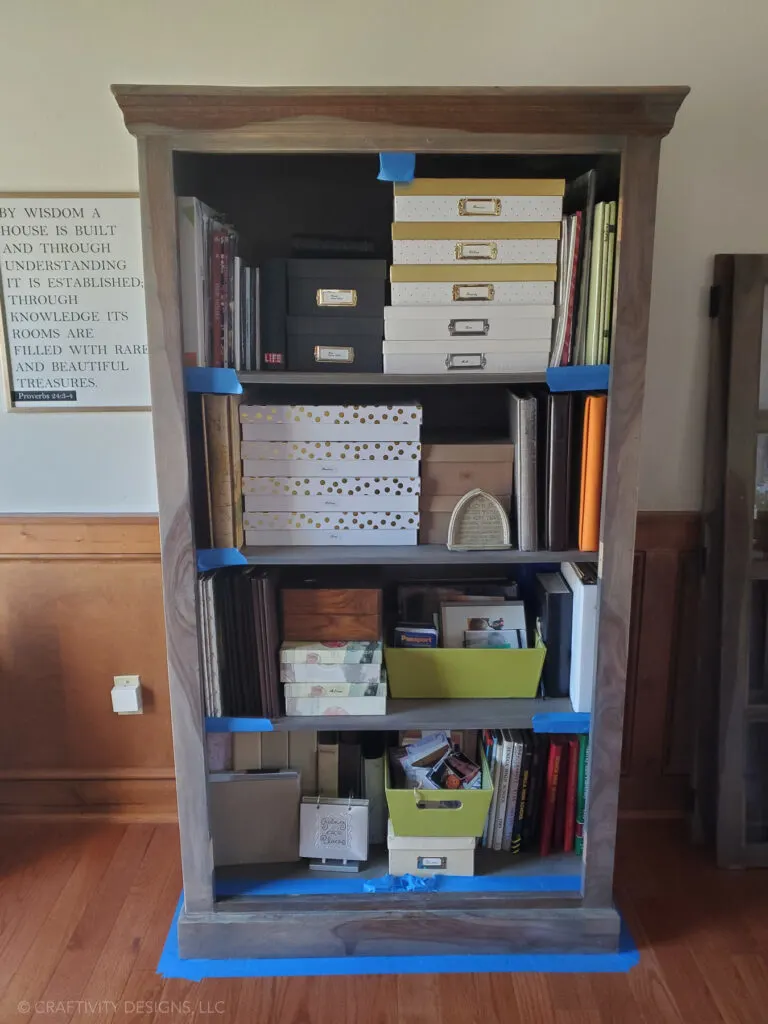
<box><xmin>384</xmin><ymin>638</ymin><xmax>546</xmax><ymax>699</ymax></box>
<box><xmin>385</xmin><ymin>749</ymin><xmax>494</xmax><ymax>838</ymax></box>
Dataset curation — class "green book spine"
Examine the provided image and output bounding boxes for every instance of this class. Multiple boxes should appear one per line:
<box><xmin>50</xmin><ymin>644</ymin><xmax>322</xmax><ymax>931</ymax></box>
<box><xmin>584</xmin><ymin>203</ymin><xmax>605</xmax><ymax>366</ymax></box>
<box><xmin>601</xmin><ymin>202</ymin><xmax>618</xmax><ymax>364</ymax></box>
<box><xmin>574</xmin><ymin>734</ymin><xmax>588</xmax><ymax>855</ymax></box>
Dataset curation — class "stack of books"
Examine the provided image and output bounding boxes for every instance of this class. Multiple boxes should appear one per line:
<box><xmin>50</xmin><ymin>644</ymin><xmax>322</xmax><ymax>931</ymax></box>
<box><xmin>177</xmin><ymin>197</ymin><xmax>260</xmax><ymax>370</ymax></box>
<box><xmin>482</xmin><ymin>730</ymin><xmax>589</xmax><ymax>857</ymax></box>
<box><xmin>240</xmin><ymin>403</ymin><xmax>422</xmax><ymax>546</ymax></box>
<box><xmin>280</xmin><ymin>642</ymin><xmax>387</xmax><ymax>717</ymax></box>
<box><xmin>383</xmin><ymin>178</ymin><xmax>564</xmax><ymax>375</ymax></box>
<box><xmin>550</xmin><ymin>170</ymin><xmax>618</xmax><ymax>368</ymax></box>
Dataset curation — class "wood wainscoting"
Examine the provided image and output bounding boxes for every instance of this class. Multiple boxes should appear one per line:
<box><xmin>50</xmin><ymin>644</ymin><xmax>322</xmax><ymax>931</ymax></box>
<box><xmin>0</xmin><ymin>512</ymin><xmax>700</xmax><ymax>820</ymax></box>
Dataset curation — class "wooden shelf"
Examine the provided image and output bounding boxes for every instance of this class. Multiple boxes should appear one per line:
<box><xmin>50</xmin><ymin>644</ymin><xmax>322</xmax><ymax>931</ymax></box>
<box><xmin>206</xmin><ymin>697</ymin><xmax>582</xmax><ymax>733</ymax></box>
<box><xmin>215</xmin><ymin>848</ymin><xmax>582</xmax><ymax>899</ymax></box>
<box><xmin>242</xmin><ymin>544</ymin><xmax>597</xmax><ymax>566</ymax></box>
<box><xmin>237</xmin><ymin>370</ymin><xmax>548</xmax><ymax>387</ymax></box>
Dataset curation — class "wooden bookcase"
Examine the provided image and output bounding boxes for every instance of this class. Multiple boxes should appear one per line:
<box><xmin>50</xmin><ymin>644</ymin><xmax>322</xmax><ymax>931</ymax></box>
<box><xmin>112</xmin><ymin>86</ymin><xmax>687</xmax><ymax>960</ymax></box>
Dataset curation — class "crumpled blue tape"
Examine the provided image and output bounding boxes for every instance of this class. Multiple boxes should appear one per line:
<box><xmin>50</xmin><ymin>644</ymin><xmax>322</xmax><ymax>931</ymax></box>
<box><xmin>378</xmin><ymin>153</ymin><xmax>416</xmax><ymax>182</ymax></box>
<box><xmin>363</xmin><ymin>873</ymin><xmax>438</xmax><ymax>893</ymax></box>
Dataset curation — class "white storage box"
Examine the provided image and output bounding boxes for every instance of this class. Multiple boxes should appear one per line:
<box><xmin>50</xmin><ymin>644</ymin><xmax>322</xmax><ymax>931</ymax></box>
<box><xmin>392</xmin><ymin>237</ymin><xmax>558</xmax><ymax>266</ymax></box>
<box><xmin>243</xmin><ymin>459</ymin><xmax>411</xmax><ymax>478</ymax></box>
<box><xmin>240</xmin><ymin>404</ymin><xmax>421</xmax><ymax>442</ymax></box>
<box><xmin>383</xmin><ymin>338</ymin><xmax>550</xmax><ymax>357</ymax></box>
<box><xmin>383</xmin><ymin>348</ymin><xmax>549</xmax><ymax>375</ymax></box>
<box><xmin>240</xmin><ymin>440</ymin><xmax>421</xmax><ymax>464</ymax></box>
<box><xmin>244</xmin><ymin>510</ymin><xmax>419</xmax><ymax>532</ymax></box>
<box><xmin>285</xmin><ymin>682</ymin><xmax>387</xmax><ymax>717</ymax></box>
<box><xmin>386</xmin><ymin>821</ymin><xmax>475</xmax><ymax>876</ymax></box>
<box><xmin>390</xmin><ymin>280</ymin><xmax>556</xmax><ymax>307</ymax></box>
<box><xmin>384</xmin><ymin>305</ymin><xmax>554</xmax><ymax>342</ymax></box>
<box><xmin>393</xmin><ymin>177</ymin><xmax>564</xmax><ymax>223</ymax></box>
<box><xmin>243</xmin><ymin>476</ymin><xmax>420</xmax><ymax>513</ymax></box>
<box><xmin>245</xmin><ymin>529</ymin><xmax>417</xmax><ymax>547</ymax></box>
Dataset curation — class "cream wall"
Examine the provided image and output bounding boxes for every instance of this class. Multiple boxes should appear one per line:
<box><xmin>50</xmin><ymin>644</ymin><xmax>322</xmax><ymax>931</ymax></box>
<box><xmin>1</xmin><ymin>0</ymin><xmax>767</xmax><ymax>512</ymax></box>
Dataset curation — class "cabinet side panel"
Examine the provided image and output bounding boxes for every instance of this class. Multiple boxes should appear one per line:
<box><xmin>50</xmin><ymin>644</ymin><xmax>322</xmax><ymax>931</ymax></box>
<box><xmin>137</xmin><ymin>136</ymin><xmax>214</xmax><ymax>911</ymax></box>
<box><xmin>584</xmin><ymin>136</ymin><xmax>661</xmax><ymax>906</ymax></box>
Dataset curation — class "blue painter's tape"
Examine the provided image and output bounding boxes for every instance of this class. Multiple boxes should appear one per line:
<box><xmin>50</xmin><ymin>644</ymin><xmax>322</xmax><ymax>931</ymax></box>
<box><xmin>546</xmin><ymin>365</ymin><xmax>610</xmax><ymax>392</ymax></box>
<box><xmin>184</xmin><ymin>367</ymin><xmax>243</xmax><ymax>395</ymax></box>
<box><xmin>205</xmin><ymin>717</ymin><xmax>273</xmax><ymax>733</ymax></box>
<box><xmin>214</xmin><ymin>871</ymin><xmax>580</xmax><ymax>898</ymax></box>
<box><xmin>378</xmin><ymin>152</ymin><xmax>416</xmax><ymax>182</ymax></box>
<box><xmin>157</xmin><ymin>894</ymin><xmax>638</xmax><ymax>980</ymax></box>
<box><xmin>532</xmin><ymin>712</ymin><xmax>591</xmax><ymax>734</ymax></box>
<box><xmin>196</xmin><ymin>548</ymin><xmax>248</xmax><ymax>571</ymax></box>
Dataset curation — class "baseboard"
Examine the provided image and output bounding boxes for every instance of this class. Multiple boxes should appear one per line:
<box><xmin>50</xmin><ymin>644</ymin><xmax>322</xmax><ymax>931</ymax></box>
<box><xmin>0</xmin><ymin>772</ymin><xmax>177</xmax><ymax>822</ymax></box>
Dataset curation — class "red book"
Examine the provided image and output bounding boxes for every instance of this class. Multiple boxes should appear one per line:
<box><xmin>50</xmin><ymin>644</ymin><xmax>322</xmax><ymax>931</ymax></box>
<box><xmin>552</xmin><ymin>738</ymin><xmax>569</xmax><ymax>851</ymax></box>
<box><xmin>539</xmin><ymin>738</ymin><xmax>563</xmax><ymax>857</ymax></box>
<box><xmin>208</xmin><ymin>230</ymin><xmax>224</xmax><ymax>366</ymax></box>
<box><xmin>563</xmin><ymin>737</ymin><xmax>580</xmax><ymax>852</ymax></box>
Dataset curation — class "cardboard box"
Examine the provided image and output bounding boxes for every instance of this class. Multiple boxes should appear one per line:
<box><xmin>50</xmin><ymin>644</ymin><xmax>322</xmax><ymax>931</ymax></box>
<box><xmin>419</xmin><ymin>494</ymin><xmax>511</xmax><ymax>545</ymax></box>
<box><xmin>384</xmin><ymin>304</ymin><xmax>554</xmax><ymax>342</ymax></box>
<box><xmin>243</xmin><ymin>475</ymin><xmax>420</xmax><ymax>513</ymax></box>
<box><xmin>420</xmin><ymin>460</ymin><xmax>513</xmax><ymax>497</ymax></box>
<box><xmin>382</xmin><ymin>349</ymin><xmax>549</xmax><ymax>374</ymax></box>
<box><xmin>243</xmin><ymin>460</ymin><xmax>408</xmax><ymax>478</ymax></box>
<box><xmin>390</xmin><ymin>280</ymin><xmax>556</xmax><ymax>306</ymax></box>
<box><xmin>244</xmin><ymin>529</ymin><xmax>417</xmax><ymax>547</ymax></box>
<box><xmin>240</xmin><ymin>440</ymin><xmax>421</xmax><ymax>464</ymax></box>
<box><xmin>284</xmin><ymin>682</ymin><xmax>387</xmax><ymax>717</ymax></box>
<box><xmin>241</xmin><ymin>403</ymin><xmax>422</xmax><ymax>442</ymax></box>
<box><xmin>386</xmin><ymin>821</ymin><xmax>475</xmax><ymax>876</ymax></box>
<box><xmin>280</xmin><ymin>640</ymin><xmax>383</xmax><ymax>665</ymax></box>
<box><xmin>244</xmin><ymin>511</ymin><xmax>419</xmax><ymax>532</ymax></box>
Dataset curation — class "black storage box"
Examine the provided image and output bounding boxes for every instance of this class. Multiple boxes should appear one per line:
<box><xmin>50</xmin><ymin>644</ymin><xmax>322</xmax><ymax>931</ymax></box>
<box><xmin>287</xmin><ymin>258</ymin><xmax>387</xmax><ymax>318</ymax></box>
<box><xmin>286</xmin><ymin>316</ymin><xmax>383</xmax><ymax>373</ymax></box>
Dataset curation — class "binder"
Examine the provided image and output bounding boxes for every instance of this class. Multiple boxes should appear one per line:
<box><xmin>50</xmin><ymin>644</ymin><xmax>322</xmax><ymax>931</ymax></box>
<box><xmin>561</xmin><ymin>561</ymin><xmax>599</xmax><ymax>712</ymax></box>
<box><xmin>509</xmin><ymin>393</ymin><xmax>538</xmax><ymax>551</ymax></box>
<box><xmin>535</xmin><ymin>572</ymin><xmax>573</xmax><ymax>699</ymax></box>
<box><xmin>545</xmin><ymin>393</ymin><xmax>573</xmax><ymax>550</ymax></box>
<box><xmin>578</xmin><ymin>395</ymin><xmax>608</xmax><ymax>551</ymax></box>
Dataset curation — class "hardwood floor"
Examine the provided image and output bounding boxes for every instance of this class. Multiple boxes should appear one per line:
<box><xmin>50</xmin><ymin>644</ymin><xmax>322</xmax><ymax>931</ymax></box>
<box><xmin>0</xmin><ymin>819</ymin><xmax>767</xmax><ymax>1023</ymax></box>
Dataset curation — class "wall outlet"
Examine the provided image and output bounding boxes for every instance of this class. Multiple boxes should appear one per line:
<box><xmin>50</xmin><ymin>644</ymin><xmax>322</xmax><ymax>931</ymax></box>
<box><xmin>111</xmin><ymin>675</ymin><xmax>143</xmax><ymax>715</ymax></box>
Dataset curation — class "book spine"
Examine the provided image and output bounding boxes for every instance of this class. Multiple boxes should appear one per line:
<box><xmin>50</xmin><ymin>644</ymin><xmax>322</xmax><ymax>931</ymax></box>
<box><xmin>562</xmin><ymin>210</ymin><xmax>582</xmax><ymax>366</ymax></box>
<box><xmin>210</xmin><ymin>229</ymin><xmax>226</xmax><ymax>368</ymax></box>
<box><xmin>574</xmin><ymin>734</ymin><xmax>588</xmax><ymax>855</ymax></box>
<box><xmin>203</xmin><ymin>395</ymin><xmax>237</xmax><ymax>549</ymax></box>
<box><xmin>494</xmin><ymin>735</ymin><xmax>515</xmax><ymax>850</ymax></box>
<box><xmin>510</xmin><ymin>739</ymin><xmax>533</xmax><ymax>854</ymax></box>
<box><xmin>482</xmin><ymin>731</ymin><xmax>500</xmax><ymax>849</ymax></box>
<box><xmin>501</xmin><ymin>737</ymin><xmax>524</xmax><ymax>852</ymax></box>
<box><xmin>521</xmin><ymin>736</ymin><xmax>543</xmax><ymax>847</ymax></box>
<box><xmin>539</xmin><ymin>741</ymin><xmax>562</xmax><ymax>857</ymax></box>
<box><xmin>563</xmin><ymin>737</ymin><xmax>580</xmax><ymax>852</ymax></box>
<box><xmin>261</xmin><ymin>259</ymin><xmax>286</xmax><ymax>370</ymax></box>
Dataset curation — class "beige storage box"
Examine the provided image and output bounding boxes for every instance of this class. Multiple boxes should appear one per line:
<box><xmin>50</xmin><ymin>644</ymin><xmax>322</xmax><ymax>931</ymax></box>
<box><xmin>421</xmin><ymin>443</ymin><xmax>514</xmax><ymax>497</ymax></box>
<box><xmin>420</xmin><ymin>494</ymin><xmax>511</xmax><ymax>544</ymax></box>
<box><xmin>386</xmin><ymin>821</ymin><xmax>476</xmax><ymax>876</ymax></box>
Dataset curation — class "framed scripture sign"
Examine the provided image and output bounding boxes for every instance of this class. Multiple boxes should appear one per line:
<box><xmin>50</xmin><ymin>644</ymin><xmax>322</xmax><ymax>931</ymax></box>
<box><xmin>0</xmin><ymin>193</ymin><xmax>150</xmax><ymax>410</ymax></box>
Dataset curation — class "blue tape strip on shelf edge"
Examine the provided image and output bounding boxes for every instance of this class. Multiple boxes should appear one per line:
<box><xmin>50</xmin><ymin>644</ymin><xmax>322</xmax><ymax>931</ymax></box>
<box><xmin>377</xmin><ymin>152</ymin><xmax>416</xmax><ymax>182</ymax></box>
<box><xmin>157</xmin><ymin>894</ymin><xmax>638</xmax><ymax>980</ymax></box>
<box><xmin>196</xmin><ymin>548</ymin><xmax>248</xmax><ymax>571</ymax></box>
<box><xmin>205</xmin><ymin>717</ymin><xmax>273</xmax><ymax>733</ymax></box>
<box><xmin>532</xmin><ymin>712</ymin><xmax>591</xmax><ymax>734</ymax></box>
<box><xmin>184</xmin><ymin>366</ymin><xmax>243</xmax><ymax>395</ymax></box>
<box><xmin>214</xmin><ymin>872</ymin><xmax>581</xmax><ymax>898</ymax></box>
<box><xmin>546</xmin><ymin>365</ymin><xmax>610</xmax><ymax>392</ymax></box>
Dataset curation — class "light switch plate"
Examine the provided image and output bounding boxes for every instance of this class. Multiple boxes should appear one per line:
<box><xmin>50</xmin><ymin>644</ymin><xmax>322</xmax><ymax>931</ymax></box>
<box><xmin>111</xmin><ymin>675</ymin><xmax>143</xmax><ymax>715</ymax></box>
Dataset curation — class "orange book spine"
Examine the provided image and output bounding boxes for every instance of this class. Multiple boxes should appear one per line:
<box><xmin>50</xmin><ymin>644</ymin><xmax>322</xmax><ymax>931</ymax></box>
<box><xmin>578</xmin><ymin>395</ymin><xmax>608</xmax><ymax>551</ymax></box>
